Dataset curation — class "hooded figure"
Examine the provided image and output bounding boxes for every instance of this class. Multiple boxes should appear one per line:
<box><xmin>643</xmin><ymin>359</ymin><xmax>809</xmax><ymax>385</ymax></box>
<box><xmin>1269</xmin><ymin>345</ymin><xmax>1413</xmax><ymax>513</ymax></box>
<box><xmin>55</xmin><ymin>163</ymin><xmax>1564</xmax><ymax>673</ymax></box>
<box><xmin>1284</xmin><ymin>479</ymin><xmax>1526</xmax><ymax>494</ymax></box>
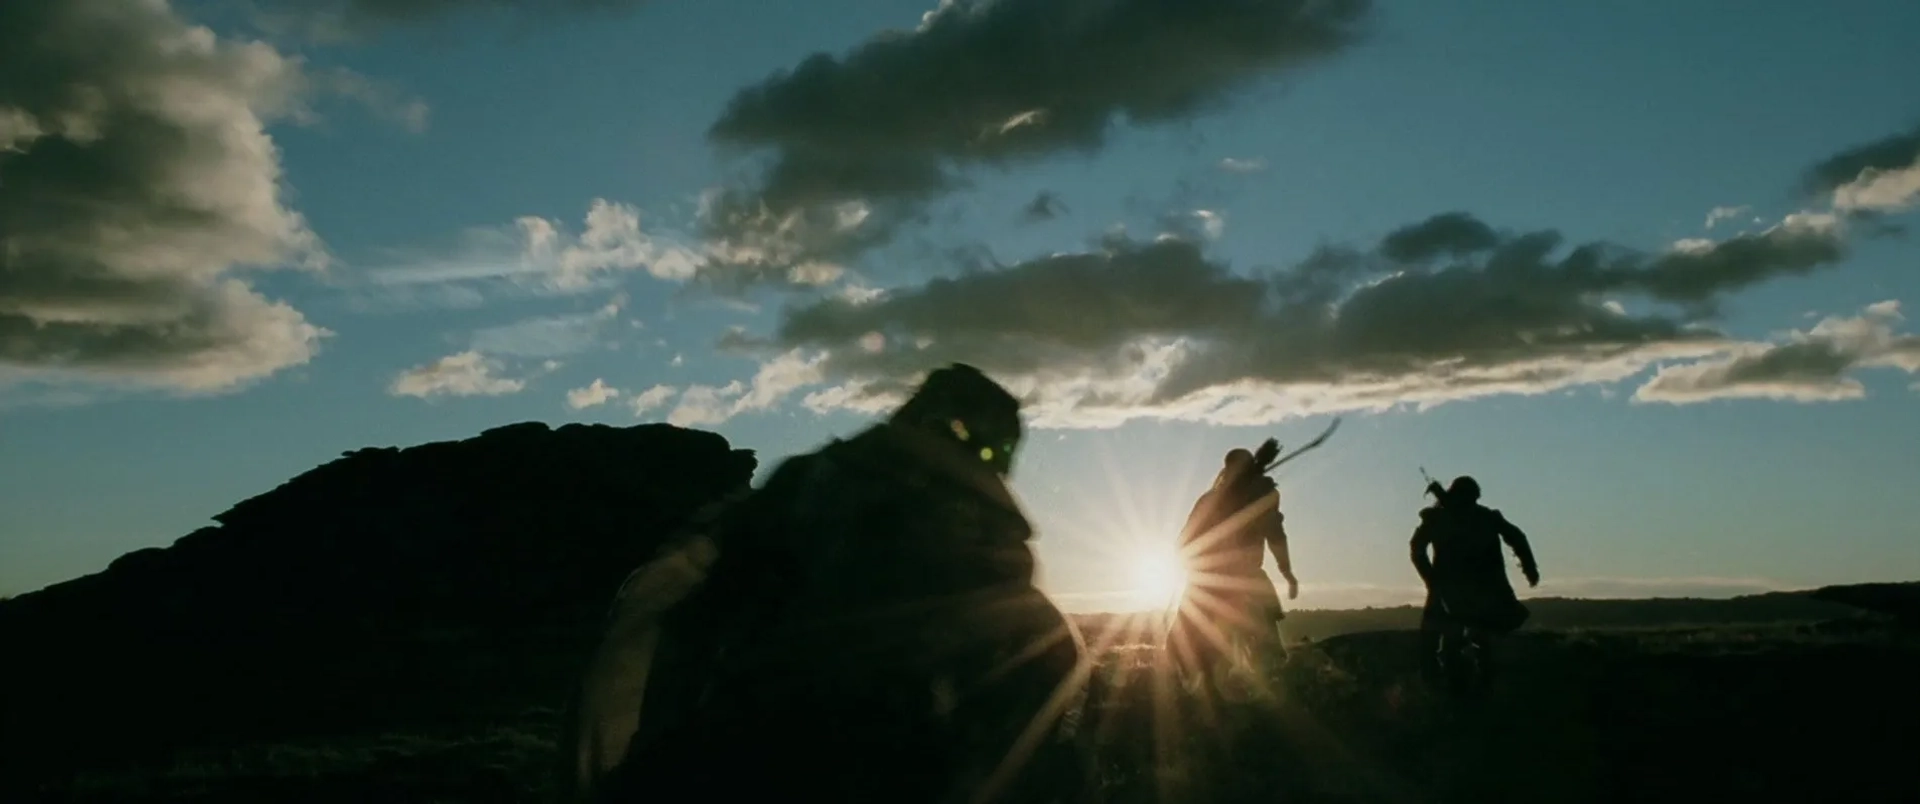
<box><xmin>560</xmin><ymin>364</ymin><xmax>1089</xmax><ymax>804</ymax></box>
<box><xmin>1166</xmin><ymin>440</ymin><xmax>1298</xmax><ymax>678</ymax></box>
<box><xmin>1409</xmin><ymin>475</ymin><xmax>1540</xmax><ymax>684</ymax></box>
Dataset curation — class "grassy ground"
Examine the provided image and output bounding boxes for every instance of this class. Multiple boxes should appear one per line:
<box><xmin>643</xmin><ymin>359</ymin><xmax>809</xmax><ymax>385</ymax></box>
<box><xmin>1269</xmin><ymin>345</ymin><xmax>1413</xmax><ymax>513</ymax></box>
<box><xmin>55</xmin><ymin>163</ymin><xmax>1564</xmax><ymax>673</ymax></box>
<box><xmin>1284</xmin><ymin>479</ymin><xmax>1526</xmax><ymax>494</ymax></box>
<box><xmin>25</xmin><ymin>621</ymin><xmax>1920</xmax><ymax>803</ymax></box>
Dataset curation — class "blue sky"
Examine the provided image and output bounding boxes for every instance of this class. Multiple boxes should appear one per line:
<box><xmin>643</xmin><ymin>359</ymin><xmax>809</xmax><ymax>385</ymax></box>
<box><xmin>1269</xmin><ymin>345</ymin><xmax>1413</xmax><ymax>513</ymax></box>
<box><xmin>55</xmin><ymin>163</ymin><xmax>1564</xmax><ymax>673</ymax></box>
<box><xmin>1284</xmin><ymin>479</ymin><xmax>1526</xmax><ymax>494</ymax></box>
<box><xmin>3</xmin><ymin>0</ymin><xmax>1918</xmax><ymax>612</ymax></box>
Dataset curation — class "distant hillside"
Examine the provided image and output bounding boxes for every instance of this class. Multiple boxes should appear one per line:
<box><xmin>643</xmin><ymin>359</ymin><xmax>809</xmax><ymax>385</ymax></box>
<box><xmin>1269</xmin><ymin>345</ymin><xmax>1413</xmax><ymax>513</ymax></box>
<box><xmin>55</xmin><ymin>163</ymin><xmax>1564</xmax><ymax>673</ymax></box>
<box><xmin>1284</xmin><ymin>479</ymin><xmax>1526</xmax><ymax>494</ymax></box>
<box><xmin>0</xmin><ymin>421</ymin><xmax>756</xmax><ymax>788</ymax></box>
<box><xmin>1074</xmin><ymin>587</ymin><xmax>1886</xmax><ymax>645</ymax></box>
<box><xmin>1809</xmin><ymin>582</ymin><xmax>1920</xmax><ymax>625</ymax></box>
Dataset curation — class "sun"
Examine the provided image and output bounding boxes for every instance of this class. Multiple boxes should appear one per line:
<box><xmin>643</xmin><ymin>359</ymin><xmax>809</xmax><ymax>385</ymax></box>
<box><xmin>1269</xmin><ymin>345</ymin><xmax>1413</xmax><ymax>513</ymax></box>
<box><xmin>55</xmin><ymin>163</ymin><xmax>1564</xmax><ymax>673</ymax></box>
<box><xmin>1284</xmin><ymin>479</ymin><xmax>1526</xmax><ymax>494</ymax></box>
<box><xmin>1130</xmin><ymin>548</ymin><xmax>1189</xmax><ymax>610</ymax></box>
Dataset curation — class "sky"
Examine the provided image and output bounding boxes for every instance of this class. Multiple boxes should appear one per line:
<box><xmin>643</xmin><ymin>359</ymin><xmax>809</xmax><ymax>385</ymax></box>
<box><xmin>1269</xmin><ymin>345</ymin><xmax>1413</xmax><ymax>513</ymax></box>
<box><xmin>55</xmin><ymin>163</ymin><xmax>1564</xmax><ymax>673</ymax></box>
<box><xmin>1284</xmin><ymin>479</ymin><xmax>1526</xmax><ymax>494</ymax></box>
<box><xmin>3</xmin><ymin>0</ymin><xmax>1919</xmax><ymax>613</ymax></box>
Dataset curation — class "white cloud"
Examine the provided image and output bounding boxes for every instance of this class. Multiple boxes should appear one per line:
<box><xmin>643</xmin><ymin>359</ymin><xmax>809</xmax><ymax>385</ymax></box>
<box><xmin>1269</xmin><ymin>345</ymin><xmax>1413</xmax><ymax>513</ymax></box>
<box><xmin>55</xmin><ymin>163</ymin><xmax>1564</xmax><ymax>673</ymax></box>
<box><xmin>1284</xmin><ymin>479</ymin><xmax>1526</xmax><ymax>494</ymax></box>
<box><xmin>653</xmin><ymin>350</ymin><xmax>827</xmax><ymax>427</ymax></box>
<box><xmin>566</xmin><ymin>378</ymin><xmax>619</xmax><ymax>410</ymax></box>
<box><xmin>801</xmin><ymin>378</ymin><xmax>905</xmax><ymax>418</ymax></box>
<box><xmin>629</xmin><ymin>384</ymin><xmax>676</xmax><ymax>416</ymax></box>
<box><xmin>389</xmin><ymin>350</ymin><xmax>527</xmax><ymax>398</ymax></box>
<box><xmin>1196</xmin><ymin>210</ymin><xmax>1226</xmax><ymax>240</ymax></box>
<box><xmin>1703</xmin><ymin>205</ymin><xmax>1751</xmax><ymax>229</ymax></box>
<box><xmin>1635</xmin><ymin>300</ymin><xmax>1920</xmax><ymax>404</ymax></box>
<box><xmin>0</xmin><ymin>0</ymin><xmax>333</xmax><ymax>395</ymax></box>
<box><xmin>665</xmin><ymin>380</ymin><xmax>746</xmax><ymax>427</ymax></box>
<box><xmin>361</xmin><ymin>199</ymin><xmax>700</xmax><ymax>301</ymax></box>
<box><xmin>837</xmin><ymin>283</ymin><xmax>887</xmax><ymax>305</ymax></box>
<box><xmin>1832</xmin><ymin>158</ymin><xmax>1920</xmax><ymax>213</ymax></box>
<box><xmin>521</xmin><ymin>199</ymin><xmax>700</xmax><ymax>288</ymax></box>
<box><xmin>1218</xmin><ymin>157</ymin><xmax>1268</xmax><ymax>173</ymax></box>
<box><xmin>1799</xmin><ymin>123</ymin><xmax>1920</xmax><ymax>213</ymax></box>
<box><xmin>737</xmin><ymin>349</ymin><xmax>827</xmax><ymax>411</ymax></box>
<box><xmin>1161</xmin><ymin>209</ymin><xmax>1225</xmax><ymax>241</ymax></box>
<box><xmin>787</xmin><ymin>261</ymin><xmax>846</xmax><ymax>287</ymax></box>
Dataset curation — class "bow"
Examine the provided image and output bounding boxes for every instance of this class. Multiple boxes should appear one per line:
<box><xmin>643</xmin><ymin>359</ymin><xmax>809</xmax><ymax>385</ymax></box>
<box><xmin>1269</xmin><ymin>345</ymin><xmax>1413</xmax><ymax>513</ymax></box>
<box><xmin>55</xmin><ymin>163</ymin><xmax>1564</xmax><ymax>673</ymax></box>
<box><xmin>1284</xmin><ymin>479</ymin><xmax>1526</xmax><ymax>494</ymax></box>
<box><xmin>1258</xmin><ymin>417</ymin><xmax>1342</xmax><ymax>474</ymax></box>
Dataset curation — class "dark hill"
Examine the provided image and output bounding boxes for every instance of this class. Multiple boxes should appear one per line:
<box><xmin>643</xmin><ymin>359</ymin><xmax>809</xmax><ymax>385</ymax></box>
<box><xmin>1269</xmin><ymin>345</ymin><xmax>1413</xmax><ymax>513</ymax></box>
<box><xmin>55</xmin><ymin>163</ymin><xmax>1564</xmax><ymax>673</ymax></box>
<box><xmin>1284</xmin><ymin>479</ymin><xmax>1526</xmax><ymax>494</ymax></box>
<box><xmin>1809</xmin><ymin>581</ymin><xmax>1920</xmax><ymax>626</ymax></box>
<box><xmin>1076</xmin><ymin>588</ymin><xmax>1874</xmax><ymax>646</ymax></box>
<box><xmin>0</xmin><ymin>422</ymin><xmax>756</xmax><ymax>790</ymax></box>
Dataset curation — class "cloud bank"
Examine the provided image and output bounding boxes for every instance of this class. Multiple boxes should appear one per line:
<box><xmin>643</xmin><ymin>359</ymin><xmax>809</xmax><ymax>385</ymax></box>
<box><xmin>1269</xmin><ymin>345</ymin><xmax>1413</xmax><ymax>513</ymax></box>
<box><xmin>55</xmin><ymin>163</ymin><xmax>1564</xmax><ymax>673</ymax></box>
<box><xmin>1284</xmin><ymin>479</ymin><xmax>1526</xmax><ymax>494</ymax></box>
<box><xmin>0</xmin><ymin>0</ymin><xmax>331</xmax><ymax>394</ymax></box>
<box><xmin>1802</xmin><ymin>122</ymin><xmax>1920</xmax><ymax>214</ymax></box>
<box><xmin>1635</xmin><ymin>301</ymin><xmax>1920</xmax><ymax>404</ymax></box>
<box><xmin>706</xmin><ymin>209</ymin><xmax>1852</xmax><ymax>428</ymax></box>
<box><xmin>693</xmin><ymin>0</ymin><xmax>1374</xmax><ymax>292</ymax></box>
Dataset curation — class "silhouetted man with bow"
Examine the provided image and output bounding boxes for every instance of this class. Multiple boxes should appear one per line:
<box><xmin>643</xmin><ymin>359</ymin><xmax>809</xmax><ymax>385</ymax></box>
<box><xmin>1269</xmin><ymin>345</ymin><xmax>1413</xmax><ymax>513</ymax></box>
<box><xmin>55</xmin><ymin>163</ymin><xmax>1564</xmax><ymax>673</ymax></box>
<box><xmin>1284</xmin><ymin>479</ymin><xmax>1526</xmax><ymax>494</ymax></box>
<box><xmin>1167</xmin><ymin>439</ymin><xmax>1299</xmax><ymax>683</ymax></box>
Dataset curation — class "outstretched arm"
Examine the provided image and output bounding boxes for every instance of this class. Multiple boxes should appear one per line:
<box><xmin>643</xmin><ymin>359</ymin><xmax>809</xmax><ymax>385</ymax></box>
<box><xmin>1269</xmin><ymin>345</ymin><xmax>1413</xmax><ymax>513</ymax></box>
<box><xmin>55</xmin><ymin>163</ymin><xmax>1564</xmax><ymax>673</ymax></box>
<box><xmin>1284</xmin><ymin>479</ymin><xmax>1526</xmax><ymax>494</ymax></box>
<box><xmin>1494</xmin><ymin>512</ymin><xmax>1539</xmax><ymax>587</ymax></box>
<box><xmin>1257</xmin><ymin>496</ymin><xmax>1297</xmax><ymax>599</ymax></box>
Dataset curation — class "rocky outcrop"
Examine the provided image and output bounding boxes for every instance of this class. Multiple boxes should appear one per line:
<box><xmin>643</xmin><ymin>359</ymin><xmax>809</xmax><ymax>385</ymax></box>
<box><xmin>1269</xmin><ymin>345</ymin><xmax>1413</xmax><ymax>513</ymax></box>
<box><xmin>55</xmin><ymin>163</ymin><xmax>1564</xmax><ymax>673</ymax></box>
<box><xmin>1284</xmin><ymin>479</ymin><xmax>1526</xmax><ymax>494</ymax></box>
<box><xmin>0</xmin><ymin>421</ymin><xmax>757</xmax><ymax>785</ymax></box>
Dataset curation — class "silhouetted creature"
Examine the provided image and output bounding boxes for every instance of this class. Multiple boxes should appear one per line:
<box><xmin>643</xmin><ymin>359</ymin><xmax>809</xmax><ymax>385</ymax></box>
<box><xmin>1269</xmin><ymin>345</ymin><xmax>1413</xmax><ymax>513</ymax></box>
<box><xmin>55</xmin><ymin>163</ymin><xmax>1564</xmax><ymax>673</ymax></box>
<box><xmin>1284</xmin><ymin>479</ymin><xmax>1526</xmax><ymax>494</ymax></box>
<box><xmin>1167</xmin><ymin>439</ymin><xmax>1298</xmax><ymax>682</ymax></box>
<box><xmin>567</xmin><ymin>364</ymin><xmax>1090</xmax><ymax>804</ymax></box>
<box><xmin>1409</xmin><ymin>475</ymin><xmax>1539</xmax><ymax>694</ymax></box>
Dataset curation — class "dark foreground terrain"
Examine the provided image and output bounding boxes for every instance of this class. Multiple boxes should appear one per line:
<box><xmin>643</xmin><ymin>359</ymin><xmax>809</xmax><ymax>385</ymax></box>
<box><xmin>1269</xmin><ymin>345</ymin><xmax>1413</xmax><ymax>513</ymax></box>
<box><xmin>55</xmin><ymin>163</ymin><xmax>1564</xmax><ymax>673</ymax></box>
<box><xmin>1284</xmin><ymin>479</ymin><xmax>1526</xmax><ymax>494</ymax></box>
<box><xmin>3</xmin><ymin>422</ymin><xmax>1916</xmax><ymax>802</ymax></box>
<box><xmin>15</xmin><ymin>620</ymin><xmax>1920</xmax><ymax>804</ymax></box>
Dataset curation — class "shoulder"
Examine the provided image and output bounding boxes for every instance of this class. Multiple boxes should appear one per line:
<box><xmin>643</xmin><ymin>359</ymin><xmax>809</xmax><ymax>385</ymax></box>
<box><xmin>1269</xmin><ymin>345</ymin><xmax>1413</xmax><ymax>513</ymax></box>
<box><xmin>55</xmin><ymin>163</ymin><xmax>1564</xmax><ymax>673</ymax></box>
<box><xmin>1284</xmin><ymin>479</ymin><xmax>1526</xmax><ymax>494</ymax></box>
<box><xmin>1413</xmin><ymin>506</ymin><xmax>1443</xmax><ymax>535</ymax></box>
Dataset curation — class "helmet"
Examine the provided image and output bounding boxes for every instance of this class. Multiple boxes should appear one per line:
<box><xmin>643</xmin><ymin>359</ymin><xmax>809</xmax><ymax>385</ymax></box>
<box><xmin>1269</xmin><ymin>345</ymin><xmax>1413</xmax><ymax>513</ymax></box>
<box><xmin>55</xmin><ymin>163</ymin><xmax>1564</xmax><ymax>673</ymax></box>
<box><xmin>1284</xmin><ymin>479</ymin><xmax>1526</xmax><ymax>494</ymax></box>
<box><xmin>889</xmin><ymin>363</ymin><xmax>1024</xmax><ymax>475</ymax></box>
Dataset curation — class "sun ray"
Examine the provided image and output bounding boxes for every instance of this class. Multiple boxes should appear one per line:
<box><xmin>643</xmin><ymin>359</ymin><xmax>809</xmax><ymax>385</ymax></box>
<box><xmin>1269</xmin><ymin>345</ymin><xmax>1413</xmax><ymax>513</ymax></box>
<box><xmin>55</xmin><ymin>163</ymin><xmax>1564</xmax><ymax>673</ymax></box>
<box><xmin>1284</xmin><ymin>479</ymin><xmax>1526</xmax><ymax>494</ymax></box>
<box><xmin>992</xmin><ymin>421</ymin><xmax>1345</xmax><ymax>801</ymax></box>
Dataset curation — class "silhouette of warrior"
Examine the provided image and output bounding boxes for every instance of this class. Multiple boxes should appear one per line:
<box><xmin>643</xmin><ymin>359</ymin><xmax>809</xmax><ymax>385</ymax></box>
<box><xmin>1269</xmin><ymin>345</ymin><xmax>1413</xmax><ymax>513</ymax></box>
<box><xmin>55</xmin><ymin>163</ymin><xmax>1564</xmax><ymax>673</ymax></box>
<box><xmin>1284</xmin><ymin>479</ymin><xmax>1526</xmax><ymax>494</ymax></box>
<box><xmin>563</xmin><ymin>364</ymin><xmax>1089</xmax><ymax>804</ymax></box>
<box><xmin>1166</xmin><ymin>440</ymin><xmax>1299</xmax><ymax>680</ymax></box>
<box><xmin>1409</xmin><ymin>475</ymin><xmax>1539</xmax><ymax>689</ymax></box>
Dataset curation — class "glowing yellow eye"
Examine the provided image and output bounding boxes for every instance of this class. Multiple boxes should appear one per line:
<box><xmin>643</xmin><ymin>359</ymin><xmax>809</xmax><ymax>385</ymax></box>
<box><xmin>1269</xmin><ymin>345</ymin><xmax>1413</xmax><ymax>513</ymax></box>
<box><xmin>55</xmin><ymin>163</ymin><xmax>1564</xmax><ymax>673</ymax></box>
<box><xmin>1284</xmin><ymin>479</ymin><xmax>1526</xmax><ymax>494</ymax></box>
<box><xmin>950</xmin><ymin>419</ymin><xmax>970</xmax><ymax>441</ymax></box>
<box><xmin>979</xmin><ymin>447</ymin><xmax>994</xmax><ymax>462</ymax></box>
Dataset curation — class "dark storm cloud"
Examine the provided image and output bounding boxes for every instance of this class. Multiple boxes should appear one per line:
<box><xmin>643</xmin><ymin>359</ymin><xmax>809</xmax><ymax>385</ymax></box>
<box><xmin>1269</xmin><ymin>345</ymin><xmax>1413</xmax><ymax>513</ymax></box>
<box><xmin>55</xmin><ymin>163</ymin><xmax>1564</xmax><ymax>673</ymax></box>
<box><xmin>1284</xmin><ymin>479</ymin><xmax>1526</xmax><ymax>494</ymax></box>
<box><xmin>693</xmin><ymin>0</ymin><xmax>1374</xmax><ymax>291</ymax></box>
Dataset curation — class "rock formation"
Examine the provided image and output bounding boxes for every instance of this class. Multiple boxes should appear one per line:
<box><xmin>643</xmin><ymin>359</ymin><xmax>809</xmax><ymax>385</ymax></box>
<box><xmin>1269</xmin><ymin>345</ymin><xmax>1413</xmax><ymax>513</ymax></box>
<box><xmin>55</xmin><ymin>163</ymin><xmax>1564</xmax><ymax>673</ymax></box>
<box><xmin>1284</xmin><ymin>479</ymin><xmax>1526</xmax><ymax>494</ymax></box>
<box><xmin>0</xmin><ymin>421</ymin><xmax>757</xmax><ymax>785</ymax></box>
